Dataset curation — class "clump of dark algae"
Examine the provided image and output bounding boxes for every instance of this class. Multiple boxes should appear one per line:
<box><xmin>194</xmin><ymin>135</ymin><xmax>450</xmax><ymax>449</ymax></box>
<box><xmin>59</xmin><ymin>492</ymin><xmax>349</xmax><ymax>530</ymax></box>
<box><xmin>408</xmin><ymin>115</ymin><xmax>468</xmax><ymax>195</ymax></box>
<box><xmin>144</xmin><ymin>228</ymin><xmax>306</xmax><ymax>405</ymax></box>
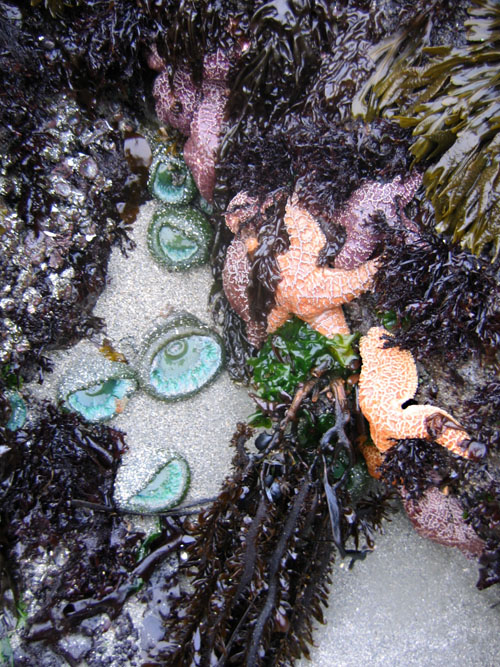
<box><xmin>0</xmin><ymin>0</ymin><xmax>181</xmax><ymax>663</ymax></box>
<box><xmin>149</xmin><ymin>325</ymin><xmax>391</xmax><ymax>665</ymax></box>
<box><xmin>1</xmin><ymin>0</ymin><xmax>499</xmax><ymax>665</ymax></box>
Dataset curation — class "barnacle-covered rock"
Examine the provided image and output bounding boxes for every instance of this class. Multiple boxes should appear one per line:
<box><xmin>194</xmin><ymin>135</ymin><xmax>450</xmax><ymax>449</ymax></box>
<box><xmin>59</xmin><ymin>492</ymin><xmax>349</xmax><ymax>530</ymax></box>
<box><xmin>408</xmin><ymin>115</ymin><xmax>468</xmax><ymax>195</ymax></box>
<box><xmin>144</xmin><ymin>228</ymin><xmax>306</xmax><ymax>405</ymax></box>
<box><xmin>0</xmin><ymin>91</ymin><xmax>135</xmax><ymax>374</ymax></box>
<box><xmin>58</xmin><ymin>354</ymin><xmax>137</xmax><ymax>422</ymax></box>
<box><xmin>123</xmin><ymin>455</ymin><xmax>190</xmax><ymax>513</ymax></box>
<box><xmin>147</xmin><ymin>143</ymin><xmax>197</xmax><ymax>205</ymax></box>
<box><xmin>136</xmin><ymin>312</ymin><xmax>224</xmax><ymax>401</ymax></box>
<box><xmin>147</xmin><ymin>205</ymin><xmax>213</xmax><ymax>271</ymax></box>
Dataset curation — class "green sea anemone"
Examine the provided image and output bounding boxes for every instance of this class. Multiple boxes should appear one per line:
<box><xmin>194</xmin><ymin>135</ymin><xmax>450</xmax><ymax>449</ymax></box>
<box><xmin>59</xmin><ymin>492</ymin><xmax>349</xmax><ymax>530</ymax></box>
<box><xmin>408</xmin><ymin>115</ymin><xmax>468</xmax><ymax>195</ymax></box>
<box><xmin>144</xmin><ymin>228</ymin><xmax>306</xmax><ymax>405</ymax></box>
<box><xmin>5</xmin><ymin>390</ymin><xmax>27</xmax><ymax>431</ymax></box>
<box><xmin>58</xmin><ymin>354</ymin><xmax>137</xmax><ymax>422</ymax></box>
<box><xmin>136</xmin><ymin>312</ymin><xmax>224</xmax><ymax>402</ymax></box>
<box><xmin>148</xmin><ymin>143</ymin><xmax>197</xmax><ymax>205</ymax></box>
<box><xmin>123</xmin><ymin>455</ymin><xmax>191</xmax><ymax>513</ymax></box>
<box><xmin>147</xmin><ymin>205</ymin><xmax>214</xmax><ymax>271</ymax></box>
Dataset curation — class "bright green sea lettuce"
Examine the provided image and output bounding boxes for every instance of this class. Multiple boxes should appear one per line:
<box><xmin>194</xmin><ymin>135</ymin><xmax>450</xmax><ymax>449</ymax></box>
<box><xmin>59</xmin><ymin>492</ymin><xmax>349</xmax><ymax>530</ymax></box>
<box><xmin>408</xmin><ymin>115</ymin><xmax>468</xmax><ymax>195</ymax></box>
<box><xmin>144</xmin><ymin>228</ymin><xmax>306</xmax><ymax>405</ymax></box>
<box><xmin>249</xmin><ymin>317</ymin><xmax>359</xmax><ymax>403</ymax></box>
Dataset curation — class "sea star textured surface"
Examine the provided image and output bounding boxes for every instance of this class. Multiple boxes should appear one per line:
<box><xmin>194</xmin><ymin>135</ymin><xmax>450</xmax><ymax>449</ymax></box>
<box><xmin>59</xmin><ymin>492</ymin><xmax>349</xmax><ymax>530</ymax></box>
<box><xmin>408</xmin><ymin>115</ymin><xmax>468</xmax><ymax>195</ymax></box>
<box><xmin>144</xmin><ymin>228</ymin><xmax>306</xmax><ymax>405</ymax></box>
<box><xmin>151</xmin><ymin>49</ymin><xmax>231</xmax><ymax>201</ymax></box>
<box><xmin>401</xmin><ymin>486</ymin><xmax>485</xmax><ymax>559</ymax></box>
<box><xmin>268</xmin><ymin>197</ymin><xmax>377</xmax><ymax>337</ymax></box>
<box><xmin>332</xmin><ymin>173</ymin><xmax>423</xmax><ymax>270</ymax></box>
<box><xmin>222</xmin><ymin>192</ymin><xmax>266</xmax><ymax>347</ymax></box>
<box><xmin>358</xmin><ymin>327</ymin><xmax>473</xmax><ymax>457</ymax></box>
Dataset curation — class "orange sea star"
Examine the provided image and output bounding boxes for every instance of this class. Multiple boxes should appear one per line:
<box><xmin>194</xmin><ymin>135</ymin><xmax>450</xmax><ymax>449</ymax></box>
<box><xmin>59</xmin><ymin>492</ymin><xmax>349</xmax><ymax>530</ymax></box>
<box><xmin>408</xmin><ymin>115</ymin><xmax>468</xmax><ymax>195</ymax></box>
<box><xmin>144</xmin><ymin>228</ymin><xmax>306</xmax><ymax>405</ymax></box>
<box><xmin>267</xmin><ymin>197</ymin><xmax>377</xmax><ymax>337</ymax></box>
<box><xmin>358</xmin><ymin>327</ymin><xmax>474</xmax><ymax>458</ymax></box>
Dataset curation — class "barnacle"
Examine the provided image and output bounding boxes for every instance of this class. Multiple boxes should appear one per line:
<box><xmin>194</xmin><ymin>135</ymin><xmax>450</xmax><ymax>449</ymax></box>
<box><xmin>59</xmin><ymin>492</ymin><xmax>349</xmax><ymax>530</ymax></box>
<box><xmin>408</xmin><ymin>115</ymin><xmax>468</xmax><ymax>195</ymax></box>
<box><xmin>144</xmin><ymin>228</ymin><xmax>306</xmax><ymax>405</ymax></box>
<box><xmin>136</xmin><ymin>312</ymin><xmax>224</xmax><ymax>401</ymax></box>
<box><xmin>147</xmin><ymin>205</ymin><xmax>214</xmax><ymax>271</ymax></box>
<box><xmin>354</xmin><ymin>0</ymin><xmax>500</xmax><ymax>257</ymax></box>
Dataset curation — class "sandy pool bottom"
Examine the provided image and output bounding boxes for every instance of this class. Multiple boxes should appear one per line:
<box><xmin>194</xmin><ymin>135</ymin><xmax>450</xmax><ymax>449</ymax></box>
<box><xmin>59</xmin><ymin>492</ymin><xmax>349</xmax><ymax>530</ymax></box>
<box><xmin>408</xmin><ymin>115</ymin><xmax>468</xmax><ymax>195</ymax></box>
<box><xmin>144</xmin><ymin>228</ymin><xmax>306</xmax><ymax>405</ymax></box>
<box><xmin>32</xmin><ymin>200</ymin><xmax>500</xmax><ymax>665</ymax></box>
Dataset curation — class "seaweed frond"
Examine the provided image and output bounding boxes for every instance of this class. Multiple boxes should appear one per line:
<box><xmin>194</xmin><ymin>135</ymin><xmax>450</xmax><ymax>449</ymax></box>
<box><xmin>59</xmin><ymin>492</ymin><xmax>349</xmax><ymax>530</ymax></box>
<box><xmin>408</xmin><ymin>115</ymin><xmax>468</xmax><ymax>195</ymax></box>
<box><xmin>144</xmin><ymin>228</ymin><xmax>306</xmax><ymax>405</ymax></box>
<box><xmin>354</xmin><ymin>0</ymin><xmax>500</xmax><ymax>257</ymax></box>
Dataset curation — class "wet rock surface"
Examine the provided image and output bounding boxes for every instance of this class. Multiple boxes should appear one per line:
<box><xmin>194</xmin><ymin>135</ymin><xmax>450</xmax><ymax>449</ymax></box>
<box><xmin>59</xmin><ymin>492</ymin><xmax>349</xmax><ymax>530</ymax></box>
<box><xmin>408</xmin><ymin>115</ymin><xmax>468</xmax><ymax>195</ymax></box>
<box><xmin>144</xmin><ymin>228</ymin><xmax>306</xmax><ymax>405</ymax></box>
<box><xmin>0</xmin><ymin>1</ymin><xmax>498</xmax><ymax>664</ymax></box>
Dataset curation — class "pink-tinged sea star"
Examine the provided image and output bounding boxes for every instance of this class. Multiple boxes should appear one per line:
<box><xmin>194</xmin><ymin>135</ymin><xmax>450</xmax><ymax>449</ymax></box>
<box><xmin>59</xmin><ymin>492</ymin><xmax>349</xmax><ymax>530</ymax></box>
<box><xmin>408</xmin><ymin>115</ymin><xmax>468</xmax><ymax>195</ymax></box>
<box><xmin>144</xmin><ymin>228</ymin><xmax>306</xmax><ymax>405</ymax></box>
<box><xmin>267</xmin><ymin>197</ymin><xmax>377</xmax><ymax>337</ymax></box>
<box><xmin>331</xmin><ymin>173</ymin><xmax>423</xmax><ymax>270</ymax></box>
<box><xmin>401</xmin><ymin>486</ymin><xmax>485</xmax><ymax>559</ymax></box>
<box><xmin>151</xmin><ymin>49</ymin><xmax>232</xmax><ymax>202</ymax></box>
<box><xmin>358</xmin><ymin>327</ymin><xmax>476</xmax><ymax>458</ymax></box>
<box><xmin>222</xmin><ymin>192</ymin><xmax>267</xmax><ymax>347</ymax></box>
<box><xmin>153</xmin><ymin>66</ymin><xmax>200</xmax><ymax>136</ymax></box>
<box><xmin>357</xmin><ymin>438</ymin><xmax>485</xmax><ymax>558</ymax></box>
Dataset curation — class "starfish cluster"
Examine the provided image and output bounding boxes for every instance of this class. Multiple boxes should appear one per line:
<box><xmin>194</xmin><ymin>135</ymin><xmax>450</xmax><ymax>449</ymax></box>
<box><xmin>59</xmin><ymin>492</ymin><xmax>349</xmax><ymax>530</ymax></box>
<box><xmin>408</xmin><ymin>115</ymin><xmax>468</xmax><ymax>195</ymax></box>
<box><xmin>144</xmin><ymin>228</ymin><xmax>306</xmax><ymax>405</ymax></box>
<box><xmin>220</xmin><ymin>178</ymin><xmax>486</xmax><ymax>560</ymax></box>
<box><xmin>222</xmin><ymin>174</ymin><xmax>423</xmax><ymax>345</ymax></box>
<box><xmin>151</xmin><ymin>48</ymin><xmax>231</xmax><ymax>202</ymax></box>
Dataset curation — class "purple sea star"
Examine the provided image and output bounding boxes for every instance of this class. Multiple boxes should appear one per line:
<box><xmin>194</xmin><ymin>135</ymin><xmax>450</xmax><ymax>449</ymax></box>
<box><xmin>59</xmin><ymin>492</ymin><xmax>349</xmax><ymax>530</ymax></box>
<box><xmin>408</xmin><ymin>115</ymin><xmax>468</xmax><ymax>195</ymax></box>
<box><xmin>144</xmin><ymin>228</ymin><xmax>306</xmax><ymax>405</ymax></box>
<box><xmin>153</xmin><ymin>66</ymin><xmax>199</xmax><ymax>136</ymax></box>
<box><xmin>401</xmin><ymin>486</ymin><xmax>485</xmax><ymax>559</ymax></box>
<box><xmin>331</xmin><ymin>173</ymin><xmax>422</xmax><ymax>270</ymax></box>
<box><xmin>222</xmin><ymin>192</ymin><xmax>267</xmax><ymax>347</ymax></box>
<box><xmin>151</xmin><ymin>48</ymin><xmax>232</xmax><ymax>202</ymax></box>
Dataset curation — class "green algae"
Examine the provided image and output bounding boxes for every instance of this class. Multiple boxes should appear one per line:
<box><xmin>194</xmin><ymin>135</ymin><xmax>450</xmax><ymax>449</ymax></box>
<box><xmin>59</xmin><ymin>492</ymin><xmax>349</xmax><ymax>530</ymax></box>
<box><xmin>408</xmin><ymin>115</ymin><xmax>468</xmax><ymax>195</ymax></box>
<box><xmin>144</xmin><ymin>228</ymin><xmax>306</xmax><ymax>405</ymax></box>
<box><xmin>249</xmin><ymin>317</ymin><xmax>359</xmax><ymax>404</ymax></box>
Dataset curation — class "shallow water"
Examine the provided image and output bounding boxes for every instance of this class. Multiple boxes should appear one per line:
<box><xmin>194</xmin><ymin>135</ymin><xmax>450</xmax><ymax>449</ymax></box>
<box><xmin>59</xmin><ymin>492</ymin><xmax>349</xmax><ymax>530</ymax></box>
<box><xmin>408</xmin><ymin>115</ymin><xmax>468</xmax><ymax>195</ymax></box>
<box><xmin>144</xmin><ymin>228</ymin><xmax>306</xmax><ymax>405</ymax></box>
<box><xmin>30</xmin><ymin>200</ymin><xmax>500</xmax><ymax>664</ymax></box>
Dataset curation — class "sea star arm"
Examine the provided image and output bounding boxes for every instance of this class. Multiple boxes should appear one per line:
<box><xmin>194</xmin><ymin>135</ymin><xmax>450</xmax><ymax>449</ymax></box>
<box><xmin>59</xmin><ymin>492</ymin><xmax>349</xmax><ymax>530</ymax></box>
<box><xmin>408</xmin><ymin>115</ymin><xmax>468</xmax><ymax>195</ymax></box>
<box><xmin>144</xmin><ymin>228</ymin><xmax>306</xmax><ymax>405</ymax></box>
<box><xmin>359</xmin><ymin>327</ymin><xmax>474</xmax><ymax>458</ymax></box>
<box><xmin>301</xmin><ymin>307</ymin><xmax>350</xmax><ymax>337</ymax></box>
<box><xmin>267</xmin><ymin>304</ymin><xmax>292</xmax><ymax>333</ymax></box>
